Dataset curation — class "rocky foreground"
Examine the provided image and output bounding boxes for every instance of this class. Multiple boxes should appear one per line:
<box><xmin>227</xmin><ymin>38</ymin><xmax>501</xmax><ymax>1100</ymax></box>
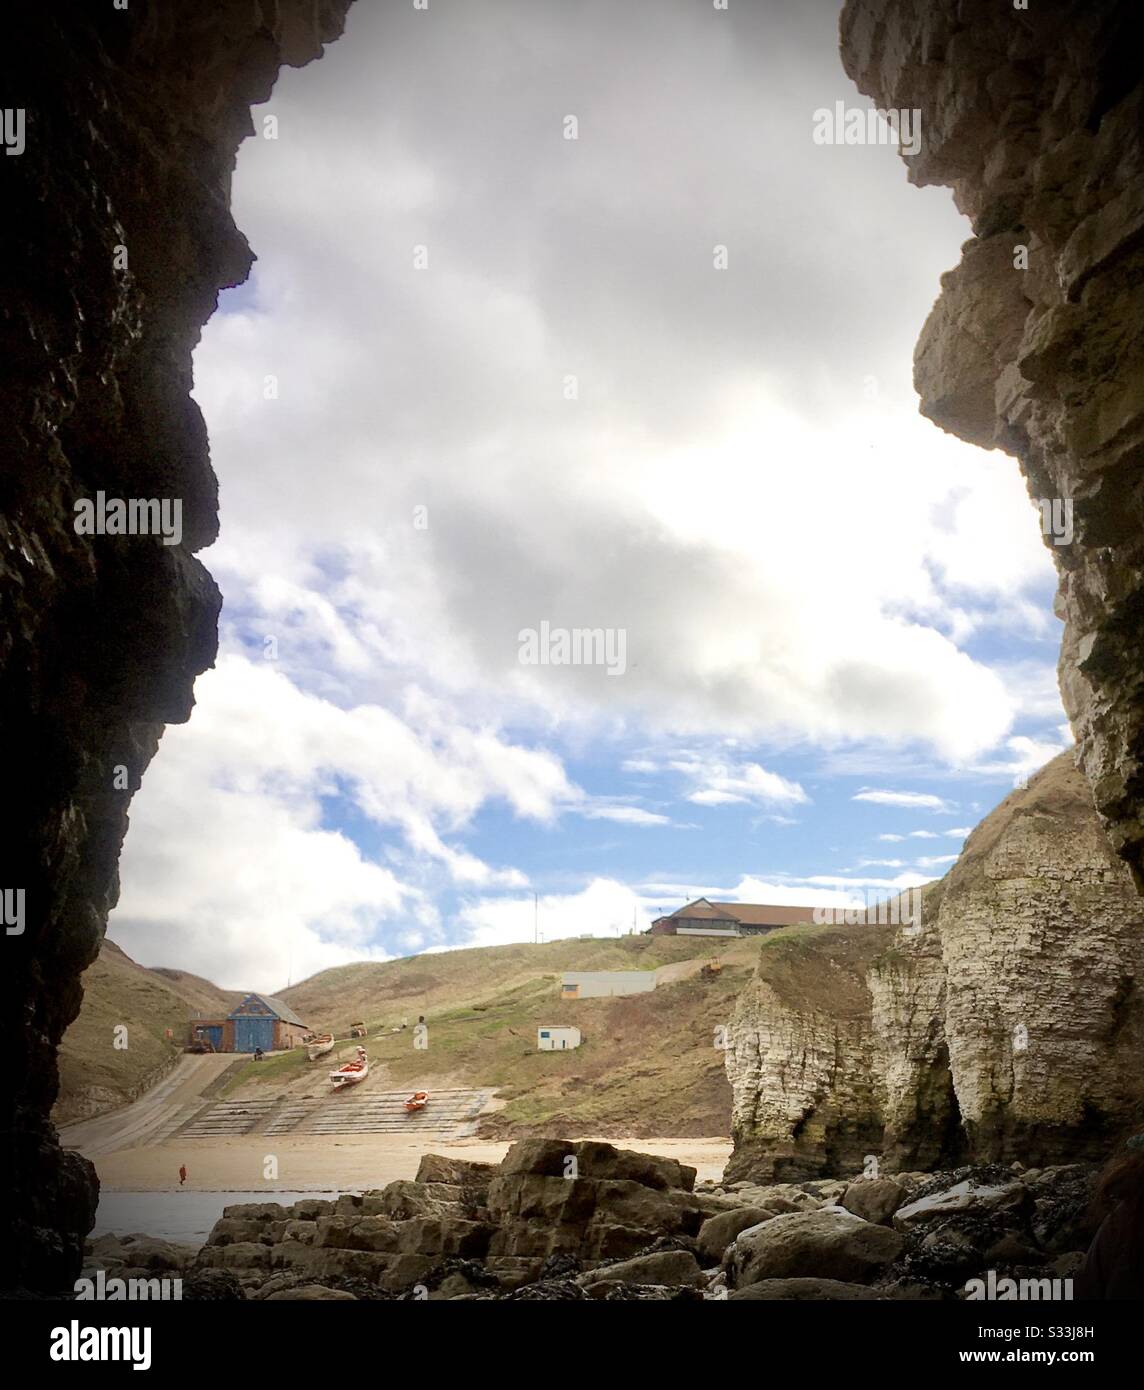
<box><xmin>86</xmin><ymin>1141</ymin><xmax>1096</xmax><ymax>1301</ymax></box>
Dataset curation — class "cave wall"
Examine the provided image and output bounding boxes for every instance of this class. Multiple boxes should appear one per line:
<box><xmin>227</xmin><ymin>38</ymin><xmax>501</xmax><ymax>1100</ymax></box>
<box><xmin>839</xmin><ymin>0</ymin><xmax>1144</xmax><ymax>886</ymax></box>
<box><xmin>0</xmin><ymin>0</ymin><xmax>352</xmax><ymax>1293</ymax></box>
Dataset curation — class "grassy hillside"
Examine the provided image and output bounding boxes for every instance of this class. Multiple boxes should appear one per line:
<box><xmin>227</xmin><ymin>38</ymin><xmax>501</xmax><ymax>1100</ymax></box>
<box><xmin>220</xmin><ymin>932</ymin><xmax>795</xmax><ymax>1138</ymax></box>
<box><xmin>55</xmin><ymin>940</ymin><xmax>243</xmax><ymax>1124</ymax></box>
<box><xmin>58</xmin><ymin>923</ymin><xmax>929</xmax><ymax>1139</ymax></box>
<box><xmin>280</xmin><ymin>931</ymin><xmax>744</xmax><ymax>1031</ymax></box>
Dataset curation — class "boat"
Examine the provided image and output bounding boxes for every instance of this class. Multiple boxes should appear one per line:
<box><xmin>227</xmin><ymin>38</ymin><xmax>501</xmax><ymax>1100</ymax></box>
<box><xmin>329</xmin><ymin>1047</ymin><xmax>369</xmax><ymax>1089</ymax></box>
<box><xmin>304</xmin><ymin>1032</ymin><xmax>335</xmax><ymax>1061</ymax></box>
<box><xmin>404</xmin><ymin>1091</ymin><xmax>429</xmax><ymax>1113</ymax></box>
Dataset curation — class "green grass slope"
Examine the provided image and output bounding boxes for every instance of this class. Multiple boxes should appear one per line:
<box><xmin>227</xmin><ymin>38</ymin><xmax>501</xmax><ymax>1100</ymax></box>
<box><xmin>223</xmin><ymin>933</ymin><xmax>784</xmax><ymax>1138</ymax></box>
<box><xmin>55</xmin><ymin>940</ymin><xmax>243</xmax><ymax>1124</ymax></box>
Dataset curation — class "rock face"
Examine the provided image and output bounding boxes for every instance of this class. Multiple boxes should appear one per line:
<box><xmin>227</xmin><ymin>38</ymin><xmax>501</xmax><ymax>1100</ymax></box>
<box><xmin>840</xmin><ymin>0</ymin><xmax>1144</xmax><ymax>887</ymax></box>
<box><xmin>0</xmin><ymin>1</ymin><xmax>352</xmax><ymax>1292</ymax></box>
<box><xmin>723</xmin><ymin>923</ymin><xmax>895</xmax><ymax>1182</ymax></box>
<box><xmin>726</xmin><ymin>754</ymin><xmax>1144</xmax><ymax>1182</ymax></box>
<box><xmin>880</xmin><ymin>752</ymin><xmax>1144</xmax><ymax>1168</ymax></box>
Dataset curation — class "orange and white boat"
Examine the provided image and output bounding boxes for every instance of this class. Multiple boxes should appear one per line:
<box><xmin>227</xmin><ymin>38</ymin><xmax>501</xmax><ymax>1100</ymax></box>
<box><xmin>329</xmin><ymin>1048</ymin><xmax>369</xmax><ymax>1089</ymax></box>
<box><xmin>305</xmin><ymin>1032</ymin><xmax>335</xmax><ymax>1061</ymax></box>
<box><xmin>404</xmin><ymin>1091</ymin><xmax>429</xmax><ymax>1113</ymax></box>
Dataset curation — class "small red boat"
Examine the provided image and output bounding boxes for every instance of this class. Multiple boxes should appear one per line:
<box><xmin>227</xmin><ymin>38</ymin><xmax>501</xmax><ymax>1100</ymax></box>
<box><xmin>404</xmin><ymin>1091</ymin><xmax>429</xmax><ymax>1113</ymax></box>
<box><xmin>329</xmin><ymin>1047</ymin><xmax>369</xmax><ymax>1089</ymax></box>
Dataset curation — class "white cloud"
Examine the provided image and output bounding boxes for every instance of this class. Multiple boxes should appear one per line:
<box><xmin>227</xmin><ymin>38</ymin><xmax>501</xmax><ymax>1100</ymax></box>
<box><xmin>582</xmin><ymin>805</ymin><xmax>672</xmax><ymax>826</ymax></box>
<box><xmin>854</xmin><ymin>790</ymin><xmax>953</xmax><ymax>811</ymax></box>
<box><xmin>110</xmin><ymin>654</ymin><xmax>575</xmax><ymax>986</ymax></box>
<box><xmin>670</xmin><ymin>757</ymin><xmax>808</xmax><ymax>808</ymax></box>
<box><xmin>451</xmin><ymin>878</ymin><xmax>647</xmax><ymax>949</ymax></box>
<box><xmin>969</xmin><ymin>733</ymin><xmax>1074</xmax><ymax>780</ymax></box>
<box><xmin>186</xmin><ymin>2</ymin><xmax>1056</xmax><ymax>772</ymax></box>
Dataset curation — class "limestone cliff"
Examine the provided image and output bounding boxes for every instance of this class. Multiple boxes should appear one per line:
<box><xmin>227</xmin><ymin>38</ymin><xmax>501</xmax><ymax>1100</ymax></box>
<box><xmin>0</xmin><ymin>1</ymin><xmax>352</xmax><ymax>1292</ymax></box>
<box><xmin>726</xmin><ymin>754</ymin><xmax>1144</xmax><ymax>1182</ymax></box>
<box><xmin>839</xmin><ymin>0</ymin><xmax>1144</xmax><ymax>887</ymax></box>
<box><xmin>724</xmin><ymin>925</ymin><xmax>894</xmax><ymax>1183</ymax></box>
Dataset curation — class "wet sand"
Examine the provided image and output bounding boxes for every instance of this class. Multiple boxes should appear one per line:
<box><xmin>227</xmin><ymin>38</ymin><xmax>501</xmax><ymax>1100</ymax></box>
<box><xmin>91</xmin><ymin>1134</ymin><xmax>733</xmax><ymax>1192</ymax></box>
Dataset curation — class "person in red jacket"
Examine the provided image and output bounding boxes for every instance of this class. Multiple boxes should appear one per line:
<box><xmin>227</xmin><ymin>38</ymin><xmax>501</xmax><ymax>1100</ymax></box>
<box><xmin>1075</xmin><ymin>1133</ymin><xmax>1144</xmax><ymax>1299</ymax></box>
<box><xmin>178</xmin><ymin>1164</ymin><xmax>187</xmax><ymax>1188</ymax></box>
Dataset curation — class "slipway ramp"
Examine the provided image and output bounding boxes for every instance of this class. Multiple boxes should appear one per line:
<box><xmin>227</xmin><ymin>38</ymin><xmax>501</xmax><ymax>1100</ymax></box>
<box><xmin>60</xmin><ymin>1053</ymin><xmax>244</xmax><ymax>1158</ymax></box>
<box><xmin>176</xmin><ymin>1088</ymin><xmax>492</xmax><ymax>1139</ymax></box>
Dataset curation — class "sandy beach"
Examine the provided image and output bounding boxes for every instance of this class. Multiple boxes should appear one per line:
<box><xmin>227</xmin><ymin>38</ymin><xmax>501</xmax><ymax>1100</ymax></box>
<box><xmin>90</xmin><ymin>1133</ymin><xmax>733</xmax><ymax>1192</ymax></box>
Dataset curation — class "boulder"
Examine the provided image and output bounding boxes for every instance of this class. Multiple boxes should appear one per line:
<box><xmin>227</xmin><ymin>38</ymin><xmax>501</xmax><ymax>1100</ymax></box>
<box><xmin>345</xmin><ymin>1216</ymin><xmax>403</xmax><ymax>1254</ymax></box>
<box><xmin>394</xmin><ymin>1217</ymin><xmax>492</xmax><ymax>1258</ymax></box>
<box><xmin>573</xmin><ymin>1141</ymin><xmax>697</xmax><ymax>1192</ymax></box>
<box><xmin>801</xmin><ymin>1179</ymin><xmax>849</xmax><ymax>1202</ymax></box>
<box><xmin>222</xmin><ymin>1202</ymin><xmax>290</xmax><ymax>1222</ymax></box>
<box><xmin>499</xmin><ymin>1139</ymin><xmax>577</xmax><ymax>1178</ymax></box>
<box><xmin>732</xmin><ymin>1183</ymin><xmax>820</xmax><ymax>1213</ymax></box>
<box><xmin>88</xmin><ymin>1234</ymin><xmax>127</xmax><ymax>1260</ymax></box>
<box><xmin>103</xmin><ymin>1234</ymin><xmax>194</xmax><ymax>1271</ymax></box>
<box><xmin>415</xmin><ymin>1155</ymin><xmax>496</xmax><ymax>1188</ymax></box>
<box><xmin>277</xmin><ymin>1219</ymin><xmax>318</xmax><ymax>1246</ymax></box>
<box><xmin>207</xmin><ymin>1217</ymin><xmax>267</xmax><ymax>1247</ymax></box>
<box><xmin>893</xmin><ymin>1179</ymin><xmax>1031</xmax><ymax>1230</ymax></box>
<box><xmin>499</xmin><ymin>1138</ymin><xmax>695</xmax><ymax>1191</ymax></box>
<box><xmin>841</xmin><ymin>1178</ymin><xmax>905</xmax><ymax>1226</ymax></box>
<box><xmin>578</xmin><ymin>1250</ymin><xmax>703</xmax><ymax>1288</ymax></box>
<box><xmin>196</xmin><ymin>1241</ymin><xmax>272</xmax><ymax>1273</ymax></box>
<box><xmin>486</xmin><ymin>1174</ymin><xmax>598</xmax><ymax>1226</ymax></box>
<box><xmin>290</xmin><ymin>1199</ymin><xmax>334</xmax><ymax>1221</ymax></box>
<box><xmin>985</xmin><ymin>1233</ymin><xmax>1046</xmax><ymax>1265</ymax></box>
<box><xmin>366</xmin><ymin>1181</ymin><xmax>463</xmax><ymax>1221</ymax></box>
<box><xmin>697</xmin><ymin>1208</ymin><xmax>776</xmax><ymax>1263</ymax></box>
<box><xmin>285</xmin><ymin>1249</ymin><xmax>393</xmax><ymax>1285</ymax></box>
<box><xmin>732</xmin><ymin>1208</ymin><xmax>904</xmax><ymax>1287</ymax></box>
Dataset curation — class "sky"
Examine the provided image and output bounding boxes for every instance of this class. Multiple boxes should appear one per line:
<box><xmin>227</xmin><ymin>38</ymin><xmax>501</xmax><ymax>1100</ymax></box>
<box><xmin>107</xmin><ymin>0</ymin><xmax>1070</xmax><ymax>990</ymax></box>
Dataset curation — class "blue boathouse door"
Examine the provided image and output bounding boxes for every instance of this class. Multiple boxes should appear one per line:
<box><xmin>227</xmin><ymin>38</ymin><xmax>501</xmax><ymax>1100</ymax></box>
<box><xmin>233</xmin><ymin>1016</ymin><xmax>274</xmax><ymax>1053</ymax></box>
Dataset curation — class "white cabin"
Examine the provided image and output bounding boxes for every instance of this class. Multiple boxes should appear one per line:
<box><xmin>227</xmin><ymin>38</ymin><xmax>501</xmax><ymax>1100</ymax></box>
<box><xmin>537</xmin><ymin>1026</ymin><xmax>581</xmax><ymax>1051</ymax></box>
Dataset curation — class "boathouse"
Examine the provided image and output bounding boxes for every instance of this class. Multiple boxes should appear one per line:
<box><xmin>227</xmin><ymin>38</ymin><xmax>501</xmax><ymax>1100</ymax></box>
<box><xmin>189</xmin><ymin>993</ymin><xmax>309</xmax><ymax>1053</ymax></box>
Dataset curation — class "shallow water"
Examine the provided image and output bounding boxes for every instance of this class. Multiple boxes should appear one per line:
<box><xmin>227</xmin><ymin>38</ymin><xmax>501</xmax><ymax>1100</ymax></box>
<box><xmin>92</xmin><ymin>1190</ymin><xmax>352</xmax><ymax>1247</ymax></box>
